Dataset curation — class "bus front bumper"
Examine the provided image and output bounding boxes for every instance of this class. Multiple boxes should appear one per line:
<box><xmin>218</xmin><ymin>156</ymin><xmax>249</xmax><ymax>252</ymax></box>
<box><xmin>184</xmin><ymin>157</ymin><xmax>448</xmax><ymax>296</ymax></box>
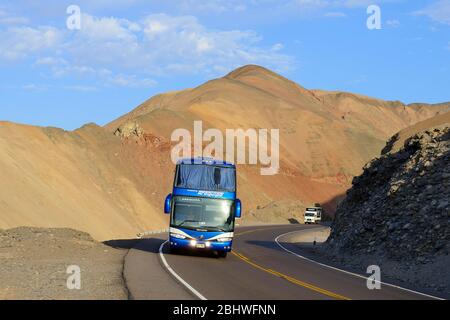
<box><xmin>169</xmin><ymin>237</ymin><xmax>232</xmax><ymax>252</ymax></box>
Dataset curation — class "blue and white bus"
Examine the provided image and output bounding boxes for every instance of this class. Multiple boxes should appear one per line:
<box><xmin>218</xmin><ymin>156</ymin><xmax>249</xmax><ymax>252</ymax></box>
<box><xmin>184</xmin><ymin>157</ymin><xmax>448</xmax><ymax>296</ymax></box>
<box><xmin>164</xmin><ymin>158</ymin><xmax>241</xmax><ymax>258</ymax></box>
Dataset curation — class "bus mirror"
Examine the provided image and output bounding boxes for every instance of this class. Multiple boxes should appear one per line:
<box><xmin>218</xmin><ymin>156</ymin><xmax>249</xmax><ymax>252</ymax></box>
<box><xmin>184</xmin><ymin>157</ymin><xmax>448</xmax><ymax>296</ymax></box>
<box><xmin>235</xmin><ymin>199</ymin><xmax>242</xmax><ymax>218</ymax></box>
<box><xmin>164</xmin><ymin>194</ymin><xmax>172</xmax><ymax>214</ymax></box>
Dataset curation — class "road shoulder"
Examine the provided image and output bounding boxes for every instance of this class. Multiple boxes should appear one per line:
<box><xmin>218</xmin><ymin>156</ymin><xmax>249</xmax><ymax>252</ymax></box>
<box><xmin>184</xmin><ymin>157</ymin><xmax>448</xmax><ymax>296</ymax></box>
<box><xmin>123</xmin><ymin>235</ymin><xmax>194</xmax><ymax>300</ymax></box>
<box><xmin>0</xmin><ymin>227</ymin><xmax>128</xmax><ymax>300</ymax></box>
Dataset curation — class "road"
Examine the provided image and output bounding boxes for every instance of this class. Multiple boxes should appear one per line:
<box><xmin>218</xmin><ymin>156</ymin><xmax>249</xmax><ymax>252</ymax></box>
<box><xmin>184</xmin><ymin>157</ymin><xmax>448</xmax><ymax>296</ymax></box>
<box><xmin>125</xmin><ymin>224</ymin><xmax>441</xmax><ymax>300</ymax></box>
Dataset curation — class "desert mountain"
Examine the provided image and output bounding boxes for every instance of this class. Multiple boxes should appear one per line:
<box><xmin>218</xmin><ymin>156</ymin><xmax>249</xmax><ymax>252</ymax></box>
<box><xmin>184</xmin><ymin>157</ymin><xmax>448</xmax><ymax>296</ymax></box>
<box><xmin>107</xmin><ymin>65</ymin><xmax>449</xmax><ymax>215</ymax></box>
<box><xmin>0</xmin><ymin>122</ymin><xmax>167</xmax><ymax>240</ymax></box>
<box><xmin>0</xmin><ymin>65</ymin><xmax>449</xmax><ymax>239</ymax></box>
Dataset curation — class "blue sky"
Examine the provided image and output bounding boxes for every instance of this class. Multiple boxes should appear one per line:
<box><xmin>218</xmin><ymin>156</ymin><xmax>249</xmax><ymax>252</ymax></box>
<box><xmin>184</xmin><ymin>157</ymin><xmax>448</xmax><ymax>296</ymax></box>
<box><xmin>0</xmin><ymin>0</ymin><xmax>449</xmax><ymax>130</ymax></box>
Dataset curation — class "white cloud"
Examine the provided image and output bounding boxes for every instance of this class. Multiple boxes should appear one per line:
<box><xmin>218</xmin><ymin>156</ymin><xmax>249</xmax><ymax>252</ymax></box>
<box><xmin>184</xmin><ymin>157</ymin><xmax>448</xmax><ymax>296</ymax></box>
<box><xmin>64</xmin><ymin>13</ymin><xmax>294</xmax><ymax>75</ymax></box>
<box><xmin>0</xmin><ymin>12</ymin><xmax>293</xmax><ymax>86</ymax></box>
<box><xmin>62</xmin><ymin>85</ymin><xmax>98</xmax><ymax>92</ymax></box>
<box><xmin>386</xmin><ymin>19</ymin><xmax>400</xmax><ymax>28</ymax></box>
<box><xmin>22</xmin><ymin>83</ymin><xmax>47</xmax><ymax>91</ymax></box>
<box><xmin>176</xmin><ymin>0</ymin><xmax>249</xmax><ymax>14</ymax></box>
<box><xmin>275</xmin><ymin>0</ymin><xmax>400</xmax><ymax>19</ymax></box>
<box><xmin>80</xmin><ymin>14</ymin><xmax>137</xmax><ymax>41</ymax></box>
<box><xmin>107</xmin><ymin>74</ymin><xmax>157</xmax><ymax>88</ymax></box>
<box><xmin>414</xmin><ymin>0</ymin><xmax>450</xmax><ymax>25</ymax></box>
<box><xmin>0</xmin><ymin>9</ymin><xmax>29</xmax><ymax>25</ymax></box>
<box><xmin>19</xmin><ymin>83</ymin><xmax>97</xmax><ymax>92</ymax></box>
<box><xmin>271</xmin><ymin>43</ymin><xmax>284</xmax><ymax>51</ymax></box>
<box><xmin>324</xmin><ymin>12</ymin><xmax>347</xmax><ymax>18</ymax></box>
<box><xmin>338</xmin><ymin>0</ymin><xmax>377</xmax><ymax>8</ymax></box>
<box><xmin>289</xmin><ymin>0</ymin><xmax>396</xmax><ymax>10</ymax></box>
<box><xmin>35</xmin><ymin>56</ymin><xmax>67</xmax><ymax>66</ymax></box>
<box><xmin>0</xmin><ymin>26</ymin><xmax>62</xmax><ymax>60</ymax></box>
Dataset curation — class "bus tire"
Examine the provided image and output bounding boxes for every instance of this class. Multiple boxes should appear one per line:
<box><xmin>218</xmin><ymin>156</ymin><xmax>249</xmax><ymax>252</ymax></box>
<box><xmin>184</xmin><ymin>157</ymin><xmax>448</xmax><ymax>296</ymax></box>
<box><xmin>218</xmin><ymin>251</ymin><xmax>228</xmax><ymax>258</ymax></box>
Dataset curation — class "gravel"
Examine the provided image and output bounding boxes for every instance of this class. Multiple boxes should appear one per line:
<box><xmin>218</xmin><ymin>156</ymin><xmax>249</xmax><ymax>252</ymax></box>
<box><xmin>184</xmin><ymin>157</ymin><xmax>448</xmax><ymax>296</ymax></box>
<box><xmin>0</xmin><ymin>227</ymin><xmax>129</xmax><ymax>300</ymax></box>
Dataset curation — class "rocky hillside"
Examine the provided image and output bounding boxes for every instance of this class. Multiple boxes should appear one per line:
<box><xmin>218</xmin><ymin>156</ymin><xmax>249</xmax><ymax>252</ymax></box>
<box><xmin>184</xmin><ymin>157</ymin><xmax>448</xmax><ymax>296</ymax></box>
<box><xmin>327</xmin><ymin>118</ymin><xmax>449</xmax><ymax>294</ymax></box>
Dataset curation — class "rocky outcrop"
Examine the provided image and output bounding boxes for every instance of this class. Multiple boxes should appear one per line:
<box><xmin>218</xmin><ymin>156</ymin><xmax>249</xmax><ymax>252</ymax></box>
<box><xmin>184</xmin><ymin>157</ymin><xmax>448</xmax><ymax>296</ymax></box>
<box><xmin>329</xmin><ymin>127</ymin><xmax>449</xmax><ymax>259</ymax></box>
<box><xmin>326</xmin><ymin>126</ymin><xmax>449</xmax><ymax>294</ymax></box>
<box><xmin>114</xmin><ymin>121</ymin><xmax>144</xmax><ymax>138</ymax></box>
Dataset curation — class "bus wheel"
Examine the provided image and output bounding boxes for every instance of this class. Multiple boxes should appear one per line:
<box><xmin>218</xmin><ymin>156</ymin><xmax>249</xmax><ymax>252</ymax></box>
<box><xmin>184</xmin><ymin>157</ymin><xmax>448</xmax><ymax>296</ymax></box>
<box><xmin>218</xmin><ymin>251</ymin><xmax>228</xmax><ymax>258</ymax></box>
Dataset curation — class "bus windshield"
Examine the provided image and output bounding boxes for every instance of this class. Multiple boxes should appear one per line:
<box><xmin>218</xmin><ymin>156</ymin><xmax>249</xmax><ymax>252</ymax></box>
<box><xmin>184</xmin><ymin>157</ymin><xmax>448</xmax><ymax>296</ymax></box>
<box><xmin>171</xmin><ymin>196</ymin><xmax>235</xmax><ymax>232</ymax></box>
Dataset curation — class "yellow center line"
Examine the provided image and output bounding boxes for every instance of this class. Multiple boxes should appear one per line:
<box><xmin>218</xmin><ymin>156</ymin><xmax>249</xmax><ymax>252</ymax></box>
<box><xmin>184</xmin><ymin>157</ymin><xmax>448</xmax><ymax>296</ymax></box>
<box><xmin>232</xmin><ymin>226</ymin><xmax>352</xmax><ymax>300</ymax></box>
<box><xmin>231</xmin><ymin>251</ymin><xmax>351</xmax><ymax>300</ymax></box>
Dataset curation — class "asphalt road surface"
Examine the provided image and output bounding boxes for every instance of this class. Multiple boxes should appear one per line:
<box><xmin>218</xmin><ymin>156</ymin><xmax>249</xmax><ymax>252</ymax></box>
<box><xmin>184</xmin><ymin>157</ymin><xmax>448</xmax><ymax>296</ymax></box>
<box><xmin>127</xmin><ymin>224</ymin><xmax>441</xmax><ymax>300</ymax></box>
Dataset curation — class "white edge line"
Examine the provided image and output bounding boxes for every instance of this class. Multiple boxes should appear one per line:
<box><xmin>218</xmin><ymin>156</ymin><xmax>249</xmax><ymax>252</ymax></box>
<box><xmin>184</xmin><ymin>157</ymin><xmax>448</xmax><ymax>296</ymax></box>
<box><xmin>158</xmin><ymin>240</ymin><xmax>207</xmax><ymax>300</ymax></box>
<box><xmin>275</xmin><ymin>230</ymin><xmax>445</xmax><ymax>301</ymax></box>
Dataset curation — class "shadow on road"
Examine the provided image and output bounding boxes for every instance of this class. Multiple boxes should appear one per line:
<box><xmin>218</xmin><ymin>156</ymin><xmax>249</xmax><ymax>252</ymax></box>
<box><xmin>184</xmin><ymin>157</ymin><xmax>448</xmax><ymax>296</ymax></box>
<box><xmin>103</xmin><ymin>237</ymin><xmax>165</xmax><ymax>254</ymax></box>
<box><xmin>104</xmin><ymin>237</ymin><xmax>221</xmax><ymax>259</ymax></box>
<box><xmin>244</xmin><ymin>240</ymin><xmax>289</xmax><ymax>253</ymax></box>
<box><xmin>103</xmin><ymin>239</ymin><xmax>140</xmax><ymax>249</ymax></box>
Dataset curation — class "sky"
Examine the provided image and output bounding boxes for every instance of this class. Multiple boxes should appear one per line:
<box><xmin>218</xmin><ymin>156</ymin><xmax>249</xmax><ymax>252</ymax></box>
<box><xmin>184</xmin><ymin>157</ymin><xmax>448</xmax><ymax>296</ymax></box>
<box><xmin>0</xmin><ymin>0</ymin><xmax>449</xmax><ymax>130</ymax></box>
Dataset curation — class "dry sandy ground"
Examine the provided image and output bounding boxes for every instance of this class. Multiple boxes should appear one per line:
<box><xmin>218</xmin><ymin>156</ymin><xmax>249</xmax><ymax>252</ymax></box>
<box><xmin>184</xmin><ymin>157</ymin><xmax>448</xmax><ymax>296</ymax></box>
<box><xmin>282</xmin><ymin>226</ymin><xmax>331</xmax><ymax>244</ymax></box>
<box><xmin>0</xmin><ymin>227</ymin><xmax>129</xmax><ymax>300</ymax></box>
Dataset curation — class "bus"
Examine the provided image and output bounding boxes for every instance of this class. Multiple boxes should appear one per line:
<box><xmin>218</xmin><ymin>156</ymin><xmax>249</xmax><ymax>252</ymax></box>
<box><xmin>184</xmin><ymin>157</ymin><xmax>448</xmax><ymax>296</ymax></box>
<box><xmin>164</xmin><ymin>158</ymin><xmax>241</xmax><ymax>258</ymax></box>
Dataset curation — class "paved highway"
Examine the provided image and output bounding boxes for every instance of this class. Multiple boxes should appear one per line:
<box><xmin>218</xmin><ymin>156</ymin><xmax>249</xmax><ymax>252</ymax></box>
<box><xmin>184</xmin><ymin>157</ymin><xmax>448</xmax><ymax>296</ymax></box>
<box><xmin>125</xmin><ymin>224</ymin><xmax>442</xmax><ymax>300</ymax></box>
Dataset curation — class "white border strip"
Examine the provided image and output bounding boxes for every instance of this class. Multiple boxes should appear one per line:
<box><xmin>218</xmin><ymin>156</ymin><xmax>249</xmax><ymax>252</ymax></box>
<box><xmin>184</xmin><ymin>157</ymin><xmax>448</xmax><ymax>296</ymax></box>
<box><xmin>275</xmin><ymin>230</ymin><xmax>444</xmax><ymax>300</ymax></box>
<box><xmin>159</xmin><ymin>240</ymin><xmax>207</xmax><ymax>300</ymax></box>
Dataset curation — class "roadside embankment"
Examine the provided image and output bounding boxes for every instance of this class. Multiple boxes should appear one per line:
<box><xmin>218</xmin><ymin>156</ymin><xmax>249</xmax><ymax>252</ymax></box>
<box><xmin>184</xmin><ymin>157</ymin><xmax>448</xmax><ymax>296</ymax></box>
<box><xmin>279</xmin><ymin>226</ymin><xmax>330</xmax><ymax>247</ymax></box>
<box><xmin>0</xmin><ymin>227</ymin><xmax>129</xmax><ymax>299</ymax></box>
<box><xmin>327</xmin><ymin>126</ymin><xmax>450</xmax><ymax>296</ymax></box>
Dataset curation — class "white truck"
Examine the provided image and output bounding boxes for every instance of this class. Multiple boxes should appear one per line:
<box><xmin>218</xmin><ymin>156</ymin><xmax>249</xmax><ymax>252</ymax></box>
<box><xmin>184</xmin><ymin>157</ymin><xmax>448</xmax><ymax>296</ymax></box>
<box><xmin>304</xmin><ymin>206</ymin><xmax>322</xmax><ymax>224</ymax></box>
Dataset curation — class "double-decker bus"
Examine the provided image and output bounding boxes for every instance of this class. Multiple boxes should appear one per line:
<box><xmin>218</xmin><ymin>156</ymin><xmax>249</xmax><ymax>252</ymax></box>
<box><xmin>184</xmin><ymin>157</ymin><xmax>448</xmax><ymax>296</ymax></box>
<box><xmin>164</xmin><ymin>158</ymin><xmax>241</xmax><ymax>258</ymax></box>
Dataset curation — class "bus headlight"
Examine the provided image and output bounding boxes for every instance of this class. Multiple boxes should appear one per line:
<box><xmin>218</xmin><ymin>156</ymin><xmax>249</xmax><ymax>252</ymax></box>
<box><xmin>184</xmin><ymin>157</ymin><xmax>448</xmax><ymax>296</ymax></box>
<box><xmin>170</xmin><ymin>233</ymin><xmax>186</xmax><ymax>239</ymax></box>
<box><xmin>216</xmin><ymin>237</ymin><xmax>232</xmax><ymax>242</ymax></box>
<box><xmin>190</xmin><ymin>240</ymin><xmax>197</xmax><ymax>246</ymax></box>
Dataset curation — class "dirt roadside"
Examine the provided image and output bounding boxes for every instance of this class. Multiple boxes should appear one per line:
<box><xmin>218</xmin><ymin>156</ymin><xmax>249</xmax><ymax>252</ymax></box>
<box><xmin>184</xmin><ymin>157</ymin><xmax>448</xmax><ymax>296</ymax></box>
<box><xmin>0</xmin><ymin>227</ymin><xmax>130</xmax><ymax>300</ymax></box>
